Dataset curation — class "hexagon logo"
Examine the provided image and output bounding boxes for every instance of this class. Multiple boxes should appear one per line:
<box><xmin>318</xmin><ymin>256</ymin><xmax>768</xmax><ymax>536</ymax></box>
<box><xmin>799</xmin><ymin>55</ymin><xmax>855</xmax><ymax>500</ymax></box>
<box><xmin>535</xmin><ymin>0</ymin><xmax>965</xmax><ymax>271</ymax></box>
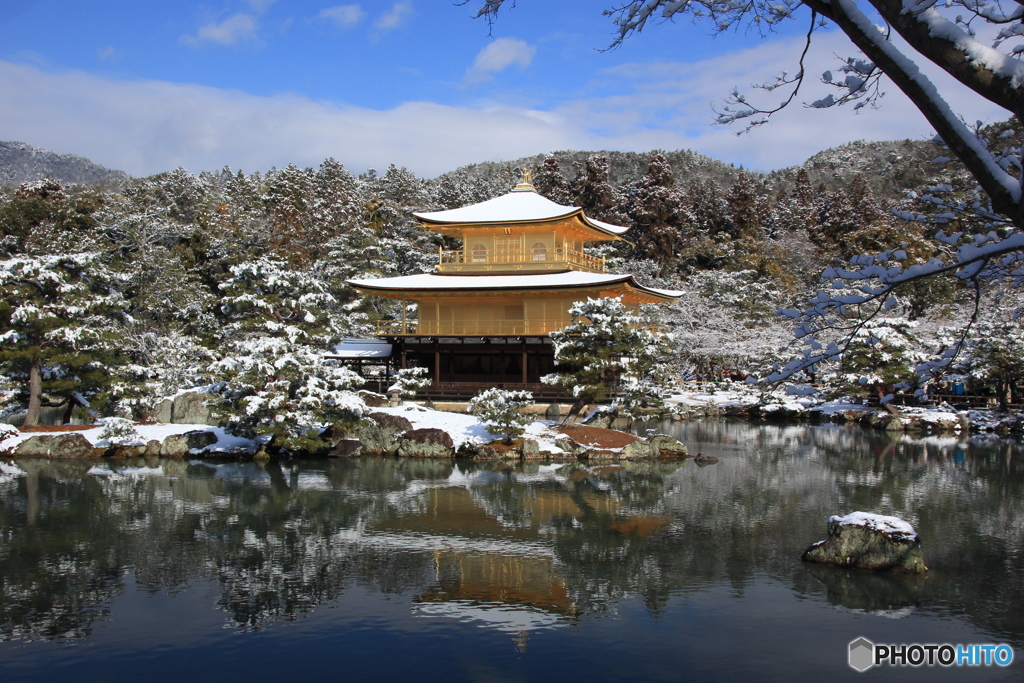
<box><xmin>849</xmin><ymin>637</ymin><xmax>875</xmax><ymax>672</ymax></box>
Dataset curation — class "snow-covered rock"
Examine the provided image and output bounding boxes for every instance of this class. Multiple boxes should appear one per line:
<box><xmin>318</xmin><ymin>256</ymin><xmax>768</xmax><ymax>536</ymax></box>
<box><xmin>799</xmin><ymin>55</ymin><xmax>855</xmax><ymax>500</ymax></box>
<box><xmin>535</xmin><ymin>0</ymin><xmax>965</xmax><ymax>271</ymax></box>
<box><xmin>802</xmin><ymin>512</ymin><xmax>927</xmax><ymax>574</ymax></box>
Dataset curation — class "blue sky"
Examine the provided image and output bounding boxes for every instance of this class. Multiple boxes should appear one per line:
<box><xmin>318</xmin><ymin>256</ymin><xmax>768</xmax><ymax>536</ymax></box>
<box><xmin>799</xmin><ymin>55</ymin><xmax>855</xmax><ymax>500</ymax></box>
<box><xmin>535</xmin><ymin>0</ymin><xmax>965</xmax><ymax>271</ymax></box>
<box><xmin>0</xmin><ymin>0</ymin><xmax>1007</xmax><ymax>177</ymax></box>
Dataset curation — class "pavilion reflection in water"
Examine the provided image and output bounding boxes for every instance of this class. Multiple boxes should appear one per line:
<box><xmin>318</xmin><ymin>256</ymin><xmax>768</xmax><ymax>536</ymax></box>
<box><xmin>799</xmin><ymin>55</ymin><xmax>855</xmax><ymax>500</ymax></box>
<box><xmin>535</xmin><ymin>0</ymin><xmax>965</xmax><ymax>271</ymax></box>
<box><xmin>365</xmin><ymin>470</ymin><xmax>668</xmax><ymax>637</ymax></box>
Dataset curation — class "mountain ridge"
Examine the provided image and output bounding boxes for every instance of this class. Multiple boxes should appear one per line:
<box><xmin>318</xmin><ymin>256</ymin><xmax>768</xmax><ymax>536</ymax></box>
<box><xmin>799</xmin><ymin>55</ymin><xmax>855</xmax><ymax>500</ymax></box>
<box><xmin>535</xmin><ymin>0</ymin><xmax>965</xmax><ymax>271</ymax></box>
<box><xmin>0</xmin><ymin>141</ymin><xmax>131</xmax><ymax>189</ymax></box>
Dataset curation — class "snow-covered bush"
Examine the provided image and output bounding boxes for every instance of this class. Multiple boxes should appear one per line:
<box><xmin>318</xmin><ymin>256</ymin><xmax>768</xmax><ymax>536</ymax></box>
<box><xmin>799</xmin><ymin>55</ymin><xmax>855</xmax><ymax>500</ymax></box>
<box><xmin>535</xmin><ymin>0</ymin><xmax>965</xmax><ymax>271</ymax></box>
<box><xmin>388</xmin><ymin>367</ymin><xmax>431</xmax><ymax>399</ymax></box>
<box><xmin>97</xmin><ymin>417</ymin><xmax>144</xmax><ymax>446</ymax></box>
<box><xmin>468</xmin><ymin>388</ymin><xmax>534</xmax><ymax>444</ymax></box>
<box><xmin>0</xmin><ymin>422</ymin><xmax>20</xmax><ymax>441</ymax></box>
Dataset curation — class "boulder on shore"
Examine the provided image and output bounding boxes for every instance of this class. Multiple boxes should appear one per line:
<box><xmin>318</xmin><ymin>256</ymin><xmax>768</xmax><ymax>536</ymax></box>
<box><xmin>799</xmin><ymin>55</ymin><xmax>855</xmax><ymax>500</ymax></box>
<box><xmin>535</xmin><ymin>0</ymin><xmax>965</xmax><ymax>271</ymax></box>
<box><xmin>396</xmin><ymin>428</ymin><xmax>454</xmax><ymax>458</ymax></box>
<box><xmin>802</xmin><ymin>512</ymin><xmax>927</xmax><ymax>574</ymax></box>
<box><xmin>14</xmin><ymin>433</ymin><xmax>94</xmax><ymax>459</ymax></box>
<box><xmin>159</xmin><ymin>430</ymin><xmax>218</xmax><ymax>458</ymax></box>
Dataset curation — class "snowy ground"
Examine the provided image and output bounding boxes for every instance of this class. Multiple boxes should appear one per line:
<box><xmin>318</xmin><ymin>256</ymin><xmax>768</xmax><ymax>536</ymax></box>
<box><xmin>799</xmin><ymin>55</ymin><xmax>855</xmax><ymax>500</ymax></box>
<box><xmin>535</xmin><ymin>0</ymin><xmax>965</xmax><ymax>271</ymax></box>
<box><xmin>0</xmin><ymin>423</ymin><xmax>251</xmax><ymax>454</ymax></box>
<box><xmin>374</xmin><ymin>403</ymin><xmax>569</xmax><ymax>453</ymax></box>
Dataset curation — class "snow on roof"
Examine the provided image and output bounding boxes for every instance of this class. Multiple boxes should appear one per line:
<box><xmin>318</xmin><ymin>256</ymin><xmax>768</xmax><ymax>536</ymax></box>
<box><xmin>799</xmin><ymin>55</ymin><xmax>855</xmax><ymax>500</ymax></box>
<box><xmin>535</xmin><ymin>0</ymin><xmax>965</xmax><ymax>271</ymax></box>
<box><xmin>413</xmin><ymin>189</ymin><xmax>629</xmax><ymax>236</ymax></box>
<box><xmin>329</xmin><ymin>338</ymin><xmax>393</xmax><ymax>359</ymax></box>
<box><xmin>588</xmin><ymin>217</ymin><xmax>629</xmax><ymax>235</ymax></box>
<box><xmin>348</xmin><ymin>271</ymin><xmax>683</xmax><ymax>299</ymax></box>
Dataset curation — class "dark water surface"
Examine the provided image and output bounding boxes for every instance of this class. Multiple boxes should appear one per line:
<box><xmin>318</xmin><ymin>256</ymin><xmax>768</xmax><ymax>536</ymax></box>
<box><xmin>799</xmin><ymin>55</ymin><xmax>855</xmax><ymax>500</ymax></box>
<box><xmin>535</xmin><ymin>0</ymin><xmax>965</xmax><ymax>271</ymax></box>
<box><xmin>1</xmin><ymin>420</ymin><xmax>1022</xmax><ymax>682</ymax></box>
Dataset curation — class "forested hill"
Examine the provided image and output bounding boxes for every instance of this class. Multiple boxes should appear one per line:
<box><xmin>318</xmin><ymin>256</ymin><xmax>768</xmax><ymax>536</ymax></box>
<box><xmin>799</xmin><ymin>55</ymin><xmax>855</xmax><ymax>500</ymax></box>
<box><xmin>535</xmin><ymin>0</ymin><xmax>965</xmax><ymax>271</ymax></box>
<box><xmin>449</xmin><ymin>149</ymin><xmax>740</xmax><ymax>190</ymax></box>
<box><xmin>452</xmin><ymin>136</ymin><xmax>948</xmax><ymax>194</ymax></box>
<box><xmin>1</xmin><ymin>124</ymin><xmax>1020</xmax><ymax>424</ymax></box>
<box><xmin>0</xmin><ymin>141</ymin><xmax>130</xmax><ymax>189</ymax></box>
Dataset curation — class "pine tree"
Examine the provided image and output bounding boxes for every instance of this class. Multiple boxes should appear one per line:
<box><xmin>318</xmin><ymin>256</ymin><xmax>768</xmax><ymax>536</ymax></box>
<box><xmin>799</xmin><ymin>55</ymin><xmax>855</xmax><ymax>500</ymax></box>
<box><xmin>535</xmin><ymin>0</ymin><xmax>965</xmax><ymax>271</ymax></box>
<box><xmin>0</xmin><ymin>253</ymin><xmax>126</xmax><ymax>425</ymax></box>
<box><xmin>629</xmin><ymin>153</ymin><xmax>684</xmax><ymax>274</ymax></box>
<box><xmin>468</xmin><ymin>388</ymin><xmax>535</xmax><ymax>444</ymax></box>
<box><xmin>544</xmin><ymin>297</ymin><xmax>670</xmax><ymax>422</ymax></box>
<box><xmin>211</xmin><ymin>257</ymin><xmax>364</xmax><ymax>452</ymax></box>
<box><xmin>532</xmin><ymin>155</ymin><xmax>573</xmax><ymax>205</ymax></box>
<box><xmin>725</xmin><ymin>170</ymin><xmax>763</xmax><ymax>240</ymax></box>
<box><xmin>570</xmin><ymin>155</ymin><xmax>630</xmax><ymax>225</ymax></box>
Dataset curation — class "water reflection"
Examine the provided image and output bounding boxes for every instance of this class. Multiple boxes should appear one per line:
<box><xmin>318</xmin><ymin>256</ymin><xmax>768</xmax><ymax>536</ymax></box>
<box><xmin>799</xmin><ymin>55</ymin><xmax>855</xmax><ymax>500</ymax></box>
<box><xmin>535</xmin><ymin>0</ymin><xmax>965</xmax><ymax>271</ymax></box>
<box><xmin>1</xmin><ymin>421</ymin><xmax>1023</xmax><ymax>656</ymax></box>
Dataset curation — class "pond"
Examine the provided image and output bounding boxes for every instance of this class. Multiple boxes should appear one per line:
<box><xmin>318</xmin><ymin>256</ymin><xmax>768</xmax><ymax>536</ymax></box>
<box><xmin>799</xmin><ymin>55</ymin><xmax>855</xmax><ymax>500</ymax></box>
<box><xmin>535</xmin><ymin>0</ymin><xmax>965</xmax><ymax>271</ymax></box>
<box><xmin>0</xmin><ymin>420</ymin><xmax>1021</xmax><ymax>682</ymax></box>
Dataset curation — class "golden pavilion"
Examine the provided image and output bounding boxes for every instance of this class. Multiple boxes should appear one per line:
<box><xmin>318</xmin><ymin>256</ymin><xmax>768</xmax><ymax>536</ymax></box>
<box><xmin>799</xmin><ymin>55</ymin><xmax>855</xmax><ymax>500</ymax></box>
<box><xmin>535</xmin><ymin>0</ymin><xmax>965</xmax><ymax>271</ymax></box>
<box><xmin>345</xmin><ymin>174</ymin><xmax>682</xmax><ymax>397</ymax></box>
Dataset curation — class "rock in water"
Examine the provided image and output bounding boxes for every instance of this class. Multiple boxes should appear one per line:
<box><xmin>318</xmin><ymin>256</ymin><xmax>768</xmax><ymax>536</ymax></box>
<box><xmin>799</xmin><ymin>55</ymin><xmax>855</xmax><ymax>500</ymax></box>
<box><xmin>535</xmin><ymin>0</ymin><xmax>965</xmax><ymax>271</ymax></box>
<box><xmin>802</xmin><ymin>512</ymin><xmax>927</xmax><ymax>574</ymax></box>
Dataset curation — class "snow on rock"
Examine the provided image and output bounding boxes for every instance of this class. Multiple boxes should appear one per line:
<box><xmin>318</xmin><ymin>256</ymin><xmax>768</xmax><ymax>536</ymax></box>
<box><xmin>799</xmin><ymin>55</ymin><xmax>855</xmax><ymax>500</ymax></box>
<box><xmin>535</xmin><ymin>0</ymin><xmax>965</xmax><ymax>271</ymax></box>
<box><xmin>828</xmin><ymin>512</ymin><xmax>918</xmax><ymax>541</ymax></box>
<box><xmin>804</xmin><ymin>511</ymin><xmax>926</xmax><ymax>573</ymax></box>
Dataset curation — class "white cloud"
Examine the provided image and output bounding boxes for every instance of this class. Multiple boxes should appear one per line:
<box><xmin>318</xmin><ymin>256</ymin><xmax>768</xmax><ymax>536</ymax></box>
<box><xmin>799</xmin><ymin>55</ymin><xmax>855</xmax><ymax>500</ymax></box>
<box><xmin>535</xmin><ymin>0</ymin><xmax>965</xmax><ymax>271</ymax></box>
<box><xmin>0</xmin><ymin>27</ymin><xmax>1010</xmax><ymax>182</ymax></box>
<box><xmin>374</xmin><ymin>1</ymin><xmax>413</xmax><ymax>32</ymax></box>
<box><xmin>318</xmin><ymin>5</ymin><xmax>365</xmax><ymax>29</ymax></box>
<box><xmin>466</xmin><ymin>38</ymin><xmax>535</xmax><ymax>84</ymax></box>
<box><xmin>182</xmin><ymin>13</ymin><xmax>260</xmax><ymax>46</ymax></box>
<box><xmin>0</xmin><ymin>60</ymin><xmax>580</xmax><ymax>178</ymax></box>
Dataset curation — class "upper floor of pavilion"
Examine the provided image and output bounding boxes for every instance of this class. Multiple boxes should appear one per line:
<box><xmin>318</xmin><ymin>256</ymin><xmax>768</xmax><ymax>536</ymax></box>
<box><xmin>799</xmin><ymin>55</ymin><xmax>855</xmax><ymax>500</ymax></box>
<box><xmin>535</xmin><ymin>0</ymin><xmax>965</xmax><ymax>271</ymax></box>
<box><xmin>413</xmin><ymin>175</ymin><xmax>628</xmax><ymax>275</ymax></box>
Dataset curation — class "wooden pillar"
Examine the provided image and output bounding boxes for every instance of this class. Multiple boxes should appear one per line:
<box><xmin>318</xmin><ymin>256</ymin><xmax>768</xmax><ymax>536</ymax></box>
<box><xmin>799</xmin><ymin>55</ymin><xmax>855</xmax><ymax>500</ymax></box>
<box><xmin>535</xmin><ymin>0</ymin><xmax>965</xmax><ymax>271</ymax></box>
<box><xmin>434</xmin><ymin>338</ymin><xmax>440</xmax><ymax>384</ymax></box>
<box><xmin>521</xmin><ymin>338</ymin><xmax>528</xmax><ymax>385</ymax></box>
<box><xmin>401</xmin><ymin>300</ymin><xmax>407</xmax><ymax>335</ymax></box>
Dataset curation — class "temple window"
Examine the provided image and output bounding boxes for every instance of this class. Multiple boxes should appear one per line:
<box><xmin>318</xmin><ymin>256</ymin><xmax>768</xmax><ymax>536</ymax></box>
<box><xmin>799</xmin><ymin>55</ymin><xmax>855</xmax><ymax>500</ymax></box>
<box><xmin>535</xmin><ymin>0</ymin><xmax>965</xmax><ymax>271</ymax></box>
<box><xmin>471</xmin><ymin>245</ymin><xmax>487</xmax><ymax>262</ymax></box>
<box><xmin>532</xmin><ymin>242</ymin><xmax>547</xmax><ymax>261</ymax></box>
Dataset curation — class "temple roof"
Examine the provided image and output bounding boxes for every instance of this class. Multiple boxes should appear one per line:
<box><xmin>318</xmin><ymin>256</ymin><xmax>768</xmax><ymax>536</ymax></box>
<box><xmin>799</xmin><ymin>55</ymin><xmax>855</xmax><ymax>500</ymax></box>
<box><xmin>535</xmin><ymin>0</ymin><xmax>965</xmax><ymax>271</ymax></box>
<box><xmin>413</xmin><ymin>189</ymin><xmax>629</xmax><ymax>237</ymax></box>
<box><xmin>347</xmin><ymin>271</ymin><xmax>683</xmax><ymax>300</ymax></box>
<box><xmin>327</xmin><ymin>339</ymin><xmax>393</xmax><ymax>359</ymax></box>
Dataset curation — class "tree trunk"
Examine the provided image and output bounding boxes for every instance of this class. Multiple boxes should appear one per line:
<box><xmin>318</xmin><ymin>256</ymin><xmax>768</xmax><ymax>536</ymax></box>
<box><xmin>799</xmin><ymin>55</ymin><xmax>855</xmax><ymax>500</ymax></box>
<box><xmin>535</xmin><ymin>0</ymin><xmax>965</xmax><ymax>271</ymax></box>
<box><xmin>24</xmin><ymin>360</ymin><xmax>42</xmax><ymax>428</ymax></box>
<box><xmin>563</xmin><ymin>393</ymin><xmax>592</xmax><ymax>426</ymax></box>
<box><xmin>62</xmin><ymin>397</ymin><xmax>78</xmax><ymax>425</ymax></box>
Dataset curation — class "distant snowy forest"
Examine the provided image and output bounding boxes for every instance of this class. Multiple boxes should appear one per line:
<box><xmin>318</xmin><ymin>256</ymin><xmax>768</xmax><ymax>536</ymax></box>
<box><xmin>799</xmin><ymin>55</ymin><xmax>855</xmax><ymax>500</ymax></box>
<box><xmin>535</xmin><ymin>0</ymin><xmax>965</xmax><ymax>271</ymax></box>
<box><xmin>1</xmin><ymin>127</ymin><xmax>1023</xmax><ymax>434</ymax></box>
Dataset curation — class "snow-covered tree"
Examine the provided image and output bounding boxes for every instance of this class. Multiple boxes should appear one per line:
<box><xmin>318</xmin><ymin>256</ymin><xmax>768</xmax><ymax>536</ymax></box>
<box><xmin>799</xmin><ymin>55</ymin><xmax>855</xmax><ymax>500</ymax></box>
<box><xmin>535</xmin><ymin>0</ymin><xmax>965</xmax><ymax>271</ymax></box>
<box><xmin>468</xmin><ymin>388</ymin><xmax>535</xmax><ymax>444</ymax></box>
<box><xmin>0</xmin><ymin>178</ymin><xmax>105</xmax><ymax>258</ymax></box>
<box><xmin>532</xmin><ymin>154</ymin><xmax>573</xmax><ymax>205</ymax></box>
<box><xmin>98</xmin><ymin>177</ymin><xmax>218</xmax><ymax>335</ymax></box>
<box><xmin>831</xmin><ymin>316</ymin><xmax>927</xmax><ymax>401</ymax></box>
<box><xmin>570</xmin><ymin>155</ymin><xmax>631</xmax><ymax>226</ymax></box>
<box><xmin>668</xmin><ymin>270</ymin><xmax>792</xmax><ymax>380</ymax></box>
<box><xmin>725</xmin><ymin>170</ymin><xmax>764</xmax><ymax>241</ymax></box>
<box><xmin>210</xmin><ymin>257</ymin><xmax>365</xmax><ymax>452</ymax></box>
<box><xmin>545</xmin><ymin>297</ymin><xmax>671</xmax><ymax>422</ymax></box>
<box><xmin>0</xmin><ymin>253</ymin><xmax>126</xmax><ymax>426</ymax></box>
<box><xmin>629</xmin><ymin>153</ymin><xmax>685</xmax><ymax>273</ymax></box>
<box><xmin>109</xmin><ymin>329</ymin><xmax>216</xmax><ymax>418</ymax></box>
